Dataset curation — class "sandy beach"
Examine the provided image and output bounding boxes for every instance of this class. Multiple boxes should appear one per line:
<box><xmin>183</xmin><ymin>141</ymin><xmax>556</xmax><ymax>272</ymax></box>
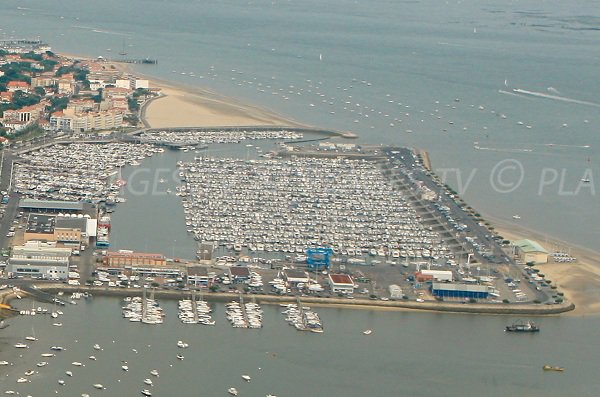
<box><xmin>141</xmin><ymin>84</ymin><xmax>300</xmax><ymax>128</ymax></box>
<box><xmin>490</xmin><ymin>216</ymin><xmax>600</xmax><ymax>316</ymax></box>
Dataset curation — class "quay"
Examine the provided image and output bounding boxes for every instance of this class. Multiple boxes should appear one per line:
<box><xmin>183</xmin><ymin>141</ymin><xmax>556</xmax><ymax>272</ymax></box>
<box><xmin>6</xmin><ymin>284</ymin><xmax>575</xmax><ymax>316</ymax></box>
<box><xmin>110</xmin><ymin>58</ymin><xmax>158</xmax><ymax>65</ymax></box>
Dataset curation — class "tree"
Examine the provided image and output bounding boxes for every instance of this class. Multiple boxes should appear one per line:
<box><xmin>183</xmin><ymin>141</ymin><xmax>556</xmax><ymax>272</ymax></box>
<box><xmin>34</xmin><ymin>86</ymin><xmax>46</xmax><ymax>97</ymax></box>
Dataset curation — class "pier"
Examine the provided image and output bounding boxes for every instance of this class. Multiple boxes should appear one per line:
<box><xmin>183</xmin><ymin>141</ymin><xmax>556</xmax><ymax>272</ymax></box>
<box><xmin>109</xmin><ymin>58</ymin><xmax>158</xmax><ymax>65</ymax></box>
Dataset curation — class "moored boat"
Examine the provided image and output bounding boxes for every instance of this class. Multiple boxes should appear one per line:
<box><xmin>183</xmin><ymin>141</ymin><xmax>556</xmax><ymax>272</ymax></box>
<box><xmin>505</xmin><ymin>320</ymin><xmax>539</xmax><ymax>333</ymax></box>
<box><xmin>543</xmin><ymin>365</ymin><xmax>564</xmax><ymax>372</ymax></box>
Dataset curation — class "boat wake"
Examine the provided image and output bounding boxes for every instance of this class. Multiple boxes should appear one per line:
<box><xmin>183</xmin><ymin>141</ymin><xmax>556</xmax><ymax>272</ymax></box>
<box><xmin>512</xmin><ymin>88</ymin><xmax>600</xmax><ymax>108</ymax></box>
<box><xmin>498</xmin><ymin>89</ymin><xmax>532</xmax><ymax>99</ymax></box>
<box><xmin>473</xmin><ymin>144</ymin><xmax>532</xmax><ymax>153</ymax></box>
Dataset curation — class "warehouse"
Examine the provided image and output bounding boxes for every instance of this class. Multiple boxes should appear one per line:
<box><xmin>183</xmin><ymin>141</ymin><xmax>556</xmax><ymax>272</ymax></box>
<box><xmin>513</xmin><ymin>239</ymin><xmax>548</xmax><ymax>264</ymax></box>
<box><xmin>7</xmin><ymin>241</ymin><xmax>72</xmax><ymax>280</ymax></box>
<box><xmin>328</xmin><ymin>274</ymin><xmax>355</xmax><ymax>294</ymax></box>
<box><xmin>431</xmin><ymin>283</ymin><xmax>489</xmax><ymax>299</ymax></box>
<box><xmin>284</xmin><ymin>269</ymin><xmax>310</xmax><ymax>285</ymax></box>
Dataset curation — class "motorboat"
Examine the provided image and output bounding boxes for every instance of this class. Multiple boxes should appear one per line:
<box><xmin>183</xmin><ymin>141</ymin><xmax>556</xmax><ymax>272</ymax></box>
<box><xmin>36</xmin><ymin>361</ymin><xmax>48</xmax><ymax>367</ymax></box>
<box><xmin>25</xmin><ymin>336</ymin><xmax>37</xmax><ymax>341</ymax></box>
<box><xmin>17</xmin><ymin>377</ymin><xmax>29</xmax><ymax>383</ymax></box>
<box><xmin>242</xmin><ymin>374</ymin><xmax>251</xmax><ymax>381</ymax></box>
<box><xmin>512</xmin><ymin>214</ymin><xmax>521</xmax><ymax>220</ymax></box>
<box><xmin>50</xmin><ymin>346</ymin><xmax>64</xmax><ymax>351</ymax></box>
<box><xmin>66</xmin><ymin>371</ymin><xmax>73</xmax><ymax>377</ymax></box>
<box><xmin>0</xmin><ymin>361</ymin><xmax>9</xmax><ymax>366</ymax></box>
<box><xmin>93</xmin><ymin>344</ymin><xmax>102</xmax><ymax>350</ymax></box>
<box><xmin>543</xmin><ymin>365</ymin><xmax>564</xmax><ymax>372</ymax></box>
<box><xmin>58</xmin><ymin>379</ymin><xmax>65</xmax><ymax>385</ymax></box>
<box><xmin>122</xmin><ymin>365</ymin><xmax>129</xmax><ymax>371</ymax></box>
<box><xmin>72</xmin><ymin>362</ymin><xmax>84</xmax><ymax>366</ymax></box>
<box><xmin>141</xmin><ymin>390</ymin><xmax>152</xmax><ymax>396</ymax></box>
<box><xmin>177</xmin><ymin>340</ymin><xmax>189</xmax><ymax>348</ymax></box>
<box><xmin>89</xmin><ymin>355</ymin><xmax>97</xmax><ymax>360</ymax></box>
<box><xmin>176</xmin><ymin>354</ymin><xmax>184</xmax><ymax>360</ymax></box>
<box><xmin>14</xmin><ymin>343</ymin><xmax>28</xmax><ymax>349</ymax></box>
<box><xmin>144</xmin><ymin>378</ymin><xmax>153</xmax><ymax>386</ymax></box>
<box><xmin>363</xmin><ymin>329</ymin><xmax>373</xmax><ymax>335</ymax></box>
<box><xmin>93</xmin><ymin>384</ymin><xmax>105</xmax><ymax>389</ymax></box>
<box><xmin>150</xmin><ymin>369</ymin><xmax>159</xmax><ymax>377</ymax></box>
<box><xmin>24</xmin><ymin>370</ymin><xmax>35</xmax><ymax>376</ymax></box>
<box><xmin>228</xmin><ymin>388</ymin><xmax>239</xmax><ymax>396</ymax></box>
<box><xmin>41</xmin><ymin>353</ymin><xmax>55</xmax><ymax>357</ymax></box>
<box><xmin>505</xmin><ymin>320</ymin><xmax>539</xmax><ymax>333</ymax></box>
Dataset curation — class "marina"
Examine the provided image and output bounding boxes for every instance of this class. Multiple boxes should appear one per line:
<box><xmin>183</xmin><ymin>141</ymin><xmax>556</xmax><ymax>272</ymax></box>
<box><xmin>13</xmin><ymin>142</ymin><xmax>162</xmax><ymax>203</ymax></box>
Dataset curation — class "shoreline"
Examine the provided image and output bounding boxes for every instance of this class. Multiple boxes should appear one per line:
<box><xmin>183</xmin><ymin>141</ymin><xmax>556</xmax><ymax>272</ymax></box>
<box><xmin>5</xmin><ymin>284</ymin><xmax>574</xmax><ymax>316</ymax></box>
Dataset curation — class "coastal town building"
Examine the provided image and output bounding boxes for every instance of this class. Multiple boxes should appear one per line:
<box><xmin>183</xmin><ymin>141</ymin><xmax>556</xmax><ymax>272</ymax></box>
<box><xmin>186</xmin><ymin>266</ymin><xmax>216</xmax><ymax>287</ymax></box>
<box><xmin>513</xmin><ymin>239</ymin><xmax>549</xmax><ymax>264</ymax></box>
<box><xmin>102</xmin><ymin>251</ymin><xmax>167</xmax><ymax>268</ymax></box>
<box><xmin>229</xmin><ymin>266</ymin><xmax>251</xmax><ymax>284</ymax></box>
<box><xmin>6</xmin><ymin>81</ymin><xmax>31</xmax><ymax>93</ymax></box>
<box><xmin>49</xmin><ymin>107</ymin><xmax>124</xmax><ymax>132</ymax></box>
<box><xmin>23</xmin><ymin>214</ymin><xmax>91</xmax><ymax>246</ymax></box>
<box><xmin>328</xmin><ymin>274</ymin><xmax>355</xmax><ymax>294</ymax></box>
<box><xmin>7</xmin><ymin>241</ymin><xmax>72</xmax><ymax>280</ymax></box>
<box><xmin>431</xmin><ymin>283</ymin><xmax>489</xmax><ymax>299</ymax></box>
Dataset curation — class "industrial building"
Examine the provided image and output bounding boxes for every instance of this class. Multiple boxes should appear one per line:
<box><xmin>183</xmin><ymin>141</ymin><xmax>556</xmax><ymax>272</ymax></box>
<box><xmin>229</xmin><ymin>266</ymin><xmax>251</xmax><ymax>283</ymax></box>
<box><xmin>431</xmin><ymin>283</ymin><xmax>489</xmax><ymax>299</ymax></box>
<box><xmin>102</xmin><ymin>251</ymin><xmax>167</xmax><ymax>267</ymax></box>
<box><xmin>328</xmin><ymin>274</ymin><xmax>355</xmax><ymax>294</ymax></box>
<box><xmin>18</xmin><ymin>199</ymin><xmax>90</xmax><ymax>214</ymax></box>
<box><xmin>284</xmin><ymin>269</ymin><xmax>310</xmax><ymax>285</ymax></box>
<box><xmin>7</xmin><ymin>241</ymin><xmax>72</xmax><ymax>280</ymax></box>
<box><xmin>23</xmin><ymin>214</ymin><xmax>92</xmax><ymax>246</ymax></box>
<box><xmin>419</xmin><ymin>269</ymin><xmax>453</xmax><ymax>282</ymax></box>
<box><xmin>513</xmin><ymin>239</ymin><xmax>549</xmax><ymax>264</ymax></box>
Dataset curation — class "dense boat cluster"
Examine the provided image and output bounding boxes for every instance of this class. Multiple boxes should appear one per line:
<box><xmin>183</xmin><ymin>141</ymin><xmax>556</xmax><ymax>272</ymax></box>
<box><xmin>177</xmin><ymin>157</ymin><xmax>452</xmax><ymax>259</ymax></box>
<box><xmin>122</xmin><ymin>296</ymin><xmax>165</xmax><ymax>324</ymax></box>
<box><xmin>14</xmin><ymin>143</ymin><xmax>161</xmax><ymax>202</ymax></box>
<box><xmin>225</xmin><ymin>300</ymin><xmax>263</xmax><ymax>328</ymax></box>
<box><xmin>177</xmin><ymin>298</ymin><xmax>215</xmax><ymax>325</ymax></box>
<box><xmin>138</xmin><ymin>129</ymin><xmax>303</xmax><ymax>145</ymax></box>
<box><xmin>280</xmin><ymin>303</ymin><xmax>323</xmax><ymax>333</ymax></box>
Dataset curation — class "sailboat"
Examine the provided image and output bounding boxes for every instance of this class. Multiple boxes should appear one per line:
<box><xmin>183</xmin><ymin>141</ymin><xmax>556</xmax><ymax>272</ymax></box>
<box><xmin>0</xmin><ymin>320</ymin><xmax>8</xmax><ymax>329</ymax></box>
<box><xmin>119</xmin><ymin>38</ymin><xmax>128</xmax><ymax>56</ymax></box>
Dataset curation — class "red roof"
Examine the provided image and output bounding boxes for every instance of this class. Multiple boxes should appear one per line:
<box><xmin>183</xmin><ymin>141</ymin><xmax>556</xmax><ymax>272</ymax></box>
<box><xmin>7</xmin><ymin>81</ymin><xmax>29</xmax><ymax>88</ymax></box>
<box><xmin>329</xmin><ymin>274</ymin><xmax>354</xmax><ymax>285</ymax></box>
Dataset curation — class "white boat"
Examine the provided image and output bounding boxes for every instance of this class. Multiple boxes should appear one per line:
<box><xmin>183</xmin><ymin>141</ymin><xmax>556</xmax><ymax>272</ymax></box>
<box><xmin>24</xmin><ymin>370</ymin><xmax>35</xmax><ymax>376</ymax></box>
<box><xmin>242</xmin><ymin>374</ymin><xmax>251</xmax><ymax>381</ymax></box>
<box><xmin>93</xmin><ymin>383</ymin><xmax>105</xmax><ymax>389</ymax></box>
<box><xmin>16</xmin><ymin>377</ymin><xmax>29</xmax><ymax>383</ymax></box>
<box><xmin>228</xmin><ymin>387</ymin><xmax>239</xmax><ymax>396</ymax></box>
<box><xmin>363</xmin><ymin>329</ymin><xmax>373</xmax><ymax>335</ymax></box>
<box><xmin>72</xmin><ymin>361</ymin><xmax>84</xmax><ymax>366</ymax></box>
<box><xmin>512</xmin><ymin>215</ymin><xmax>521</xmax><ymax>220</ymax></box>
<box><xmin>14</xmin><ymin>343</ymin><xmax>28</xmax><ymax>348</ymax></box>
<box><xmin>36</xmin><ymin>361</ymin><xmax>48</xmax><ymax>367</ymax></box>
<box><xmin>58</xmin><ymin>379</ymin><xmax>65</xmax><ymax>385</ymax></box>
<box><xmin>41</xmin><ymin>353</ymin><xmax>55</xmax><ymax>357</ymax></box>
<box><xmin>177</xmin><ymin>340</ymin><xmax>189</xmax><ymax>348</ymax></box>
<box><xmin>150</xmin><ymin>369</ymin><xmax>159</xmax><ymax>377</ymax></box>
<box><xmin>25</xmin><ymin>336</ymin><xmax>37</xmax><ymax>341</ymax></box>
<box><xmin>176</xmin><ymin>354</ymin><xmax>184</xmax><ymax>360</ymax></box>
<box><xmin>66</xmin><ymin>371</ymin><xmax>73</xmax><ymax>377</ymax></box>
<box><xmin>144</xmin><ymin>378</ymin><xmax>153</xmax><ymax>386</ymax></box>
<box><xmin>122</xmin><ymin>365</ymin><xmax>129</xmax><ymax>371</ymax></box>
<box><xmin>50</xmin><ymin>346</ymin><xmax>64</xmax><ymax>351</ymax></box>
<box><xmin>0</xmin><ymin>361</ymin><xmax>10</xmax><ymax>365</ymax></box>
<box><xmin>89</xmin><ymin>355</ymin><xmax>97</xmax><ymax>360</ymax></box>
<box><xmin>93</xmin><ymin>344</ymin><xmax>102</xmax><ymax>350</ymax></box>
<box><xmin>141</xmin><ymin>390</ymin><xmax>152</xmax><ymax>396</ymax></box>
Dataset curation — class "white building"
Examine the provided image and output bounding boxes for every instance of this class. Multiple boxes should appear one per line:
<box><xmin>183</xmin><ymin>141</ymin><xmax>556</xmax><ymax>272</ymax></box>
<box><xmin>7</xmin><ymin>241</ymin><xmax>71</xmax><ymax>280</ymax></box>
<box><xmin>328</xmin><ymin>274</ymin><xmax>355</xmax><ymax>294</ymax></box>
<box><xmin>420</xmin><ymin>269</ymin><xmax>453</xmax><ymax>282</ymax></box>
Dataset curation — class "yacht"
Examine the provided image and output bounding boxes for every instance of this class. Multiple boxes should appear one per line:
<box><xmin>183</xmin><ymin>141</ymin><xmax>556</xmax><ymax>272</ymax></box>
<box><xmin>176</xmin><ymin>354</ymin><xmax>184</xmax><ymax>360</ymax></box>
<box><xmin>144</xmin><ymin>378</ymin><xmax>153</xmax><ymax>386</ymax></box>
<box><xmin>17</xmin><ymin>377</ymin><xmax>29</xmax><ymax>383</ymax></box>
<box><xmin>72</xmin><ymin>362</ymin><xmax>84</xmax><ymax>366</ymax></box>
<box><xmin>150</xmin><ymin>369</ymin><xmax>159</xmax><ymax>377</ymax></box>
<box><xmin>41</xmin><ymin>353</ymin><xmax>55</xmax><ymax>357</ymax></box>
<box><xmin>242</xmin><ymin>374</ymin><xmax>251</xmax><ymax>381</ymax></box>
<box><xmin>58</xmin><ymin>379</ymin><xmax>66</xmax><ymax>385</ymax></box>
<box><xmin>228</xmin><ymin>388</ymin><xmax>239</xmax><ymax>396</ymax></box>
<box><xmin>65</xmin><ymin>371</ymin><xmax>73</xmax><ymax>377</ymax></box>
<box><xmin>93</xmin><ymin>384</ymin><xmax>105</xmax><ymax>389</ymax></box>
<box><xmin>14</xmin><ymin>343</ymin><xmax>28</xmax><ymax>349</ymax></box>
<box><xmin>506</xmin><ymin>320</ymin><xmax>540</xmax><ymax>333</ymax></box>
<box><xmin>122</xmin><ymin>365</ymin><xmax>129</xmax><ymax>371</ymax></box>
